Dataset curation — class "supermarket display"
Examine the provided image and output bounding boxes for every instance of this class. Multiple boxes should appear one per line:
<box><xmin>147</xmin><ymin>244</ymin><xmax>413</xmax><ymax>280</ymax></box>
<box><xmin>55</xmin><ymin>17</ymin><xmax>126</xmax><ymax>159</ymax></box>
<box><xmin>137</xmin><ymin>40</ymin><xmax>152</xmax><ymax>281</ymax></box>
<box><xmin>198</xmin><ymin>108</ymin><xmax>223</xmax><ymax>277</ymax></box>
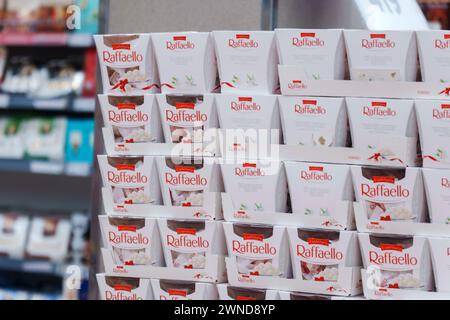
<box><xmin>94</xmin><ymin>27</ymin><xmax>450</xmax><ymax>301</ymax></box>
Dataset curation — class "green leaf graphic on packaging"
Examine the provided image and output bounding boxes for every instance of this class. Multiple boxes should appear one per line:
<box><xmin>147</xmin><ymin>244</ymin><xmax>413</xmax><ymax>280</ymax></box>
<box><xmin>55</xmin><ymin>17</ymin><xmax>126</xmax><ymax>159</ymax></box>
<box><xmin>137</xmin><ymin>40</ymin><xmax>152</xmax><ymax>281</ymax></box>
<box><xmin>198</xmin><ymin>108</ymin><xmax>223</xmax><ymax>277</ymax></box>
<box><xmin>185</xmin><ymin>75</ymin><xmax>196</xmax><ymax>86</ymax></box>
<box><xmin>246</xmin><ymin>74</ymin><xmax>257</xmax><ymax>86</ymax></box>
<box><xmin>254</xmin><ymin>203</ymin><xmax>263</xmax><ymax>211</ymax></box>
<box><xmin>312</xmin><ymin>74</ymin><xmax>320</xmax><ymax>80</ymax></box>
<box><xmin>320</xmin><ymin>208</ymin><xmax>330</xmax><ymax>217</ymax></box>
<box><xmin>232</xmin><ymin>75</ymin><xmax>240</xmax><ymax>84</ymax></box>
<box><xmin>239</xmin><ymin>204</ymin><xmax>247</xmax><ymax>210</ymax></box>
<box><xmin>171</xmin><ymin>76</ymin><xmax>179</xmax><ymax>86</ymax></box>
<box><xmin>304</xmin><ymin>208</ymin><xmax>313</xmax><ymax>215</ymax></box>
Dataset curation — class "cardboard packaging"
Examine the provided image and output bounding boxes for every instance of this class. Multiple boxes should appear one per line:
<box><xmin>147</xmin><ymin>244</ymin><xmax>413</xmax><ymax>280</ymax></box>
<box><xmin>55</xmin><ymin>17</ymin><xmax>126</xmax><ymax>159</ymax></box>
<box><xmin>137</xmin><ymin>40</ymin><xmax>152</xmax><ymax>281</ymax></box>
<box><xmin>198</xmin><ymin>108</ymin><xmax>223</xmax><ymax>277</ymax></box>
<box><xmin>151</xmin><ymin>279</ymin><xmax>217</xmax><ymax>300</ymax></box>
<box><xmin>284</xmin><ymin>162</ymin><xmax>353</xmax><ymax>216</ymax></box>
<box><xmin>351</xmin><ymin>166</ymin><xmax>425</xmax><ymax>222</ymax></box>
<box><xmin>99</xmin><ymin>94</ymin><xmax>163</xmax><ymax>144</ymax></box>
<box><xmin>344</xmin><ymin>30</ymin><xmax>417</xmax><ymax>81</ymax></box>
<box><xmin>217</xmin><ymin>284</ymin><xmax>278</xmax><ymax>300</ymax></box>
<box><xmin>415</xmin><ymin>99</ymin><xmax>450</xmax><ymax>168</ymax></box>
<box><xmin>94</xmin><ymin>34</ymin><xmax>159</xmax><ymax>94</ymax></box>
<box><xmin>0</xmin><ymin>213</ymin><xmax>29</xmax><ymax>258</ymax></box>
<box><xmin>223</xmin><ymin>222</ymin><xmax>291</xmax><ymax>278</ymax></box>
<box><xmin>157</xmin><ymin>156</ymin><xmax>222</xmax><ymax>208</ymax></box>
<box><xmin>157</xmin><ymin>219</ymin><xmax>226</xmax><ymax>269</ymax></box>
<box><xmin>99</xmin><ymin>216</ymin><xmax>163</xmax><ymax>266</ymax></box>
<box><xmin>417</xmin><ymin>30</ymin><xmax>450</xmax><ymax>83</ymax></box>
<box><xmin>422</xmin><ymin>168</ymin><xmax>450</xmax><ymax>224</ymax></box>
<box><xmin>359</xmin><ymin>233</ymin><xmax>433</xmax><ymax>291</ymax></box>
<box><xmin>221</xmin><ymin>160</ymin><xmax>287</xmax><ymax>214</ymax></box>
<box><xmin>98</xmin><ymin>155</ymin><xmax>161</xmax><ymax>205</ymax></box>
<box><xmin>97</xmin><ymin>274</ymin><xmax>153</xmax><ymax>300</ymax></box>
<box><xmin>346</xmin><ymin>97</ymin><xmax>417</xmax><ymax>162</ymax></box>
<box><xmin>156</xmin><ymin>94</ymin><xmax>218</xmax><ymax>146</ymax></box>
<box><xmin>287</xmin><ymin>229</ymin><xmax>360</xmax><ymax>281</ymax></box>
<box><xmin>215</xmin><ymin>93</ymin><xmax>281</xmax><ymax>151</ymax></box>
<box><xmin>275</xmin><ymin>28</ymin><xmax>346</xmax><ymax>80</ymax></box>
<box><xmin>151</xmin><ymin>32</ymin><xmax>217</xmax><ymax>94</ymax></box>
<box><xmin>279</xmin><ymin>96</ymin><xmax>347</xmax><ymax>147</ymax></box>
<box><xmin>429</xmin><ymin>237</ymin><xmax>450</xmax><ymax>292</ymax></box>
<box><xmin>26</xmin><ymin>217</ymin><xmax>71</xmax><ymax>262</ymax></box>
<box><xmin>213</xmin><ymin>31</ymin><xmax>279</xmax><ymax>94</ymax></box>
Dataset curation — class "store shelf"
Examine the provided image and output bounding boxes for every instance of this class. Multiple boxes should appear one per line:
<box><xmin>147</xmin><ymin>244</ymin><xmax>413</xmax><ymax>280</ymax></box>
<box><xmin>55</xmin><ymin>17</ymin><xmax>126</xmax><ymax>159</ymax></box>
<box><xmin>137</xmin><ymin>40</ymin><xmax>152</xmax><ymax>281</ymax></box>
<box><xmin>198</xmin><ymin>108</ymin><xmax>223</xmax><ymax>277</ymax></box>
<box><xmin>0</xmin><ymin>257</ymin><xmax>63</xmax><ymax>277</ymax></box>
<box><xmin>0</xmin><ymin>94</ymin><xmax>95</xmax><ymax>114</ymax></box>
<box><xmin>0</xmin><ymin>159</ymin><xmax>92</xmax><ymax>177</ymax></box>
<box><xmin>0</xmin><ymin>33</ymin><xmax>94</xmax><ymax>47</ymax></box>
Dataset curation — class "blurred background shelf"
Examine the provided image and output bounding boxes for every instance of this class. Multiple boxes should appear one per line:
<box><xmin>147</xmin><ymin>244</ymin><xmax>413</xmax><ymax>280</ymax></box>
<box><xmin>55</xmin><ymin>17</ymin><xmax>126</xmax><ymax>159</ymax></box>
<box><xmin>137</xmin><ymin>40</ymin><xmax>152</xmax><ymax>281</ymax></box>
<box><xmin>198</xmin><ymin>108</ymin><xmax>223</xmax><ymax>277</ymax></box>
<box><xmin>0</xmin><ymin>159</ymin><xmax>92</xmax><ymax>177</ymax></box>
<box><xmin>0</xmin><ymin>32</ymin><xmax>94</xmax><ymax>47</ymax></box>
<box><xmin>0</xmin><ymin>94</ymin><xmax>95</xmax><ymax>113</ymax></box>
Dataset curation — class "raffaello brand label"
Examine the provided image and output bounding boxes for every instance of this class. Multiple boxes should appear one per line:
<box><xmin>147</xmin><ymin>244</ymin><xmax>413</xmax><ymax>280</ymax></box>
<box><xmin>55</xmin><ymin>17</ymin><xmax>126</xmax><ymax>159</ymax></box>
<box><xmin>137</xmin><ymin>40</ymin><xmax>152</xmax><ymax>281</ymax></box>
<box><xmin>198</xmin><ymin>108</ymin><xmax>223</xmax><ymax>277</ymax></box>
<box><xmin>416</xmin><ymin>100</ymin><xmax>450</xmax><ymax>168</ymax></box>
<box><xmin>285</xmin><ymin>162</ymin><xmax>353</xmax><ymax>216</ymax></box>
<box><xmin>221</xmin><ymin>161</ymin><xmax>287</xmax><ymax>213</ymax></box>
<box><xmin>287</xmin><ymin>229</ymin><xmax>359</xmax><ymax>281</ymax></box>
<box><xmin>213</xmin><ymin>31</ymin><xmax>279</xmax><ymax>93</ymax></box>
<box><xmin>228</xmin><ymin>34</ymin><xmax>259</xmax><ymax>48</ymax></box>
<box><xmin>359</xmin><ymin>234</ymin><xmax>432</xmax><ymax>290</ymax></box>
<box><xmin>279</xmin><ymin>96</ymin><xmax>347</xmax><ymax>147</ymax></box>
<box><xmin>152</xmin><ymin>32</ymin><xmax>217</xmax><ymax>94</ymax></box>
<box><xmin>224</xmin><ymin>223</ymin><xmax>290</xmax><ymax>278</ymax></box>
<box><xmin>275</xmin><ymin>29</ymin><xmax>346</xmax><ymax>81</ymax></box>
<box><xmin>361</xmin><ymin>33</ymin><xmax>396</xmax><ymax>49</ymax></box>
<box><xmin>158</xmin><ymin>219</ymin><xmax>225</xmax><ymax>269</ymax></box>
<box><xmin>97</xmin><ymin>275</ymin><xmax>152</xmax><ymax>300</ymax></box>
<box><xmin>422</xmin><ymin>168</ymin><xmax>450</xmax><ymax>224</ymax></box>
<box><xmin>344</xmin><ymin>30</ymin><xmax>417</xmax><ymax>81</ymax></box>
<box><xmin>94</xmin><ymin>34</ymin><xmax>159</xmax><ymax>94</ymax></box>
<box><xmin>417</xmin><ymin>31</ymin><xmax>450</xmax><ymax>83</ymax></box>
<box><xmin>351</xmin><ymin>166</ymin><xmax>425</xmax><ymax>222</ymax></box>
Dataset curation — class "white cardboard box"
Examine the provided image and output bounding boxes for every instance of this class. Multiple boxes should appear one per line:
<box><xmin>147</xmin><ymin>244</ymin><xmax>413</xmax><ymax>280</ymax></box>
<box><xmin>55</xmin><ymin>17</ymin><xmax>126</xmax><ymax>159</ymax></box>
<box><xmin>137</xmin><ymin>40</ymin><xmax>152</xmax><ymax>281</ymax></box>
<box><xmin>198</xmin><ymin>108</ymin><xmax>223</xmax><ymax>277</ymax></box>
<box><xmin>275</xmin><ymin>29</ymin><xmax>346</xmax><ymax>80</ymax></box>
<box><xmin>157</xmin><ymin>219</ymin><xmax>226</xmax><ymax>269</ymax></box>
<box><xmin>223</xmin><ymin>222</ymin><xmax>291</xmax><ymax>279</ymax></box>
<box><xmin>429</xmin><ymin>237</ymin><xmax>450</xmax><ymax>293</ymax></box>
<box><xmin>287</xmin><ymin>229</ymin><xmax>360</xmax><ymax>282</ymax></box>
<box><xmin>279</xmin><ymin>96</ymin><xmax>347</xmax><ymax>147</ymax></box>
<box><xmin>415</xmin><ymin>99</ymin><xmax>450</xmax><ymax>169</ymax></box>
<box><xmin>344</xmin><ymin>30</ymin><xmax>417</xmax><ymax>82</ymax></box>
<box><xmin>216</xmin><ymin>93</ymin><xmax>281</xmax><ymax>155</ymax></box>
<box><xmin>98</xmin><ymin>94</ymin><xmax>163</xmax><ymax>144</ymax></box>
<box><xmin>213</xmin><ymin>31</ymin><xmax>279</xmax><ymax>94</ymax></box>
<box><xmin>157</xmin><ymin>156</ymin><xmax>222</xmax><ymax>208</ymax></box>
<box><xmin>98</xmin><ymin>155</ymin><xmax>162</xmax><ymax>206</ymax></box>
<box><xmin>346</xmin><ymin>97</ymin><xmax>417</xmax><ymax>165</ymax></box>
<box><xmin>417</xmin><ymin>30</ymin><xmax>450</xmax><ymax>83</ymax></box>
<box><xmin>285</xmin><ymin>162</ymin><xmax>353</xmax><ymax>218</ymax></box>
<box><xmin>351</xmin><ymin>166</ymin><xmax>425</xmax><ymax>223</ymax></box>
<box><xmin>98</xmin><ymin>215</ymin><xmax>163</xmax><ymax>266</ymax></box>
<box><xmin>423</xmin><ymin>168</ymin><xmax>450</xmax><ymax>224</ymax></box>
<box><xmin>94</xmin><ymin>34</ymin><xmax>159</xmax><ymax>95</ymax></box>
<box><xmin>221</xmin><ymin>160</ymin><xmax>287</xmax><ymax>214</ymax></box>
<box><xmin>151</xmin><ymin>32</ymin><xmax>217</xmax><ymax>94</ymax></box>
<box><xmin>358</xmin><ymin>233</ymin><xmax>433</xmax><ymax>291</ymax></box>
